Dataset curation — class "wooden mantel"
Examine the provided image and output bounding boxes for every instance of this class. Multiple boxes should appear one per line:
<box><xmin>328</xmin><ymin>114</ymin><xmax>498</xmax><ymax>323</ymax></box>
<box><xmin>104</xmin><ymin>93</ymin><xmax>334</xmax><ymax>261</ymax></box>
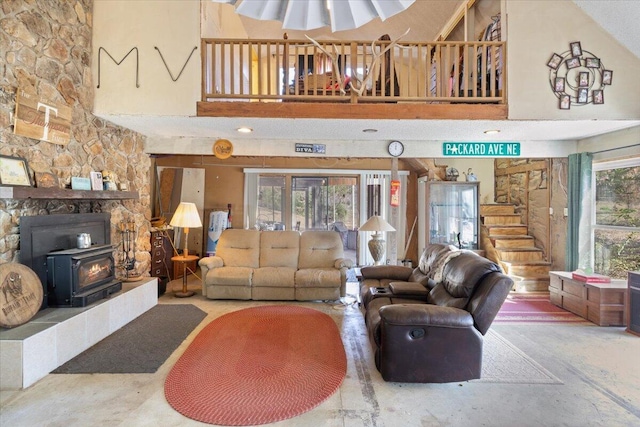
<box><xmin>0</xmin><ymin>186</ymin><xmax>139</xmax><ymax>200</ymax></box>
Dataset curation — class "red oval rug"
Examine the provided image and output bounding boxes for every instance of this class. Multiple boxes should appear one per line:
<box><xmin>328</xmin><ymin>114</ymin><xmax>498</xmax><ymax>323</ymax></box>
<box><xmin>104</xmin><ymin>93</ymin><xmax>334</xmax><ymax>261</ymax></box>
<box><xmin>164</xmin><ymin>305</ymin><xmax>347</xmax><ymax>425</ymax></box>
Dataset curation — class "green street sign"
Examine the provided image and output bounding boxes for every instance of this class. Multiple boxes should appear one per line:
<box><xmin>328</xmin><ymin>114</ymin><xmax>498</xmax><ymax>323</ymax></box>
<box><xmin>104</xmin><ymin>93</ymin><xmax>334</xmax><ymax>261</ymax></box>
<box><xmin>443</xmin><ymin>142</ymin><xmax>521</xmax><ymax>157</ymax></box>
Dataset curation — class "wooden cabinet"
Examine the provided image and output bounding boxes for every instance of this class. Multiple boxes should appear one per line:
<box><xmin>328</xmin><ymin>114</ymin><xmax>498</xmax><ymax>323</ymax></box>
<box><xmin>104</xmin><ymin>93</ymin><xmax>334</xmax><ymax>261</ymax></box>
<box><xmin>151</xmin><ymin>230</ymin><xmax>174</xmax><ymax>280</ymax></box>
<box><xmin>419</xmin><ymin>181</ymin><xmax>480</xmax><ymax>251</ymax></box>
<box><xmin>549</xmin><ymin>271</ymin><xmax>627</xmax><ymax>326</ymax></box>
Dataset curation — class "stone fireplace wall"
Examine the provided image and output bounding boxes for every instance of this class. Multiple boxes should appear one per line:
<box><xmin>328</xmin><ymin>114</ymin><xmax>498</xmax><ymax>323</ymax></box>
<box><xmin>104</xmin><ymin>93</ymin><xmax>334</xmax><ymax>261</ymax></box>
<box><xmin>0</xmin><ymin>1</ymin><xmax>152</xmax><ymax>277</ymax></box>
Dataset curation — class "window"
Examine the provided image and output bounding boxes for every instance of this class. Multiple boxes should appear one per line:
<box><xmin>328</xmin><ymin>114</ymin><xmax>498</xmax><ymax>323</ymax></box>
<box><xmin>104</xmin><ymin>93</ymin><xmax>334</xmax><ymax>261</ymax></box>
<box><xmin>257</xmin><ymin>175</ymin><xmax>285</xmax><ymax>230</ymax></box>
<box><xmin>592</xmin><ymin>158</ymin><xmax>640</xmax><ymax>278</ymax></box>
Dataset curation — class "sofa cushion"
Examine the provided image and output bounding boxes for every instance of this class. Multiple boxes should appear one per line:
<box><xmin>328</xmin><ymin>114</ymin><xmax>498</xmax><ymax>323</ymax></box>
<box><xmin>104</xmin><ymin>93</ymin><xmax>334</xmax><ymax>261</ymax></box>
<box><xmin>407</xmin><ymin>268</ymin><xmax>430</xmax><ymax>286</ymax></box>
<box><xmin>209</xmin><ymin>266</ymin><xmax>254</xmax><ymax>286</ymax></box>
<box><xmin>441</xmin><ymin>252</ymin><xmax>500</xmax><ymax>299</ymax></box>
<box><xmin>216</xmin><ymin>229</ymin><xmax>260</xmax><ymax>268</ymax></box>
<box><xmin>259</xmin><ymin>231</ymin><xmax>300</xmax><ymax>269</ymax></box>
<box><xmin>298</xmin><ymin>231</ymin><xmax>344</xmax><ymax>269</ymax></box>
<box><xmin>295</xmin><ymin>268</ymin><xmax>341</xmax><ymax>288</ymax></box>
<box><xmin>253</xmin><ymin>267</ymin><xmax>296</xmax><ymax>288</ymax></box>
<box><xmin>427</xmin><ymin>283</ymin><xmax>468</xmax><ymax>309</ymax></box>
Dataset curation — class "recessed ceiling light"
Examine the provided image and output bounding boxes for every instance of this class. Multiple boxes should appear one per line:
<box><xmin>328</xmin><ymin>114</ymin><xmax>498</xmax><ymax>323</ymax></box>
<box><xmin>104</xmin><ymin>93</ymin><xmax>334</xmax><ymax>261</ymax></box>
<box><xmin>363</xmin><ymin>128</ymin><xmax>378</xmax><ymax>133</ymax></box>
<box><xmin>484</xmin><ymin>129</ymin><xmax>500</xmax><ymax>135</ymax></box>
<box><xmin>237</xmin><ymin>127</ymin><xmax>253</xmax><ymax>133</ymax></box>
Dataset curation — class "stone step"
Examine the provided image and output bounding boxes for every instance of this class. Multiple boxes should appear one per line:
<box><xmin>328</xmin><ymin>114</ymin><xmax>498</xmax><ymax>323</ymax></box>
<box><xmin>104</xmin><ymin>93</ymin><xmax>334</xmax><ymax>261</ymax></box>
<box><xmin>482</xmin><ymin>214</ymin><xmax>522</xmax><ymax>225</ymax></box>
<box><xmin>502</xmin><ymin>260</ymin><xmax>552</xmax><ymax>276</ymax></box>
<box><xmin>480</xmin><ymin>204</ymin><xmax>515</xmax><ymax>216</ymax></box>
<box><xmin>486</xmin><ymin>225</ymin><xmax>529</xmax><ymax>236</ymax></box>
<box><xmin>492</xmin><ymin>235</ymin><xmax>535</xmax><ymax>248</ymax></box>
<box><xmin>497</xmin><ymin>247</ymin><xmax>544</xmax><ymax>261</ymax></box>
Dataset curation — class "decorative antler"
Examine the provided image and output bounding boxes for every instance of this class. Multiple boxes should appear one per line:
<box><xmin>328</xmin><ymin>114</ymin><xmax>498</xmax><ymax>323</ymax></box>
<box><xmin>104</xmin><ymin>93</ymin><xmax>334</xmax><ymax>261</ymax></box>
<box><xmin>304</xmin><ymin>36</ymin><xmax>348</xmax><ymax>95</ymax></box>
<box><xmin>350</xmin><ymin>28</ymin><xmax>410</xmax><ymax>97</ymax></box>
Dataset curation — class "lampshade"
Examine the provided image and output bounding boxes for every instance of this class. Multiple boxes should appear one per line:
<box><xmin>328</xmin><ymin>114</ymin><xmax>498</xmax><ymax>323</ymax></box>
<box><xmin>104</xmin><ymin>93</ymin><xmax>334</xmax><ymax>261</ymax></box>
<box><xmin>212</xmin><ymin>0</ymin><xmax>415</xmax><ymax>32</ymax></box>
<box><xmin>170</xmin><ymin>202</ymin><xmax>203</xmax><ymax>229</ymax></box>
<box><xmin>359</xmin><ymin>215</ymin><xmax>395</xmax><ymax>232</ymax></box>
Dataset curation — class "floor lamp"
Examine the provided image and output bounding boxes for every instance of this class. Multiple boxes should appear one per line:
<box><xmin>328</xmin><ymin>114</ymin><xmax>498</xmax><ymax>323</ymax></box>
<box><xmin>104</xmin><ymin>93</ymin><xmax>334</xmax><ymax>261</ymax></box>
<box><xmin>170</xmin><ymin>202</ymin><xmax>202</xmax><ymax>297</ymax></box>
<box><xmin>359</xmin><ymin>215</ymin><xmax>395</xmax><ymax>265</ymax></box>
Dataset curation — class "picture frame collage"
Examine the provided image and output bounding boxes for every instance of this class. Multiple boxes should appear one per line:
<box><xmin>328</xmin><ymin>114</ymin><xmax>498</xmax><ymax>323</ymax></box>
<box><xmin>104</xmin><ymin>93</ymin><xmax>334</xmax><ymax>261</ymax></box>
<box><xmin>546</xmin><ymin>41</ymin><xmax>612</xmax><ymax>109</ymax></box>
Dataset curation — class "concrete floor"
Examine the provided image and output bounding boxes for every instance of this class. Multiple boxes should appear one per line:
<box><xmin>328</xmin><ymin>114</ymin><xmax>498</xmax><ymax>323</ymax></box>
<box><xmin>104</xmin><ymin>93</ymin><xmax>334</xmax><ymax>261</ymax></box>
<box><xmin>1</xmin><ymin>274</ymin><xmax>639</xmax><ymax>427</ymax></box>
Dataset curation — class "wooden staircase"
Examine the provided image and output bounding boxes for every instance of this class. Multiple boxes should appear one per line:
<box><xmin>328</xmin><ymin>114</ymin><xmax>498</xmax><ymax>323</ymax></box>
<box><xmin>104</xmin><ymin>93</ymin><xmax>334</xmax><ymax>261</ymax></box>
<box><xmin>481</xmin><ymin>204</ymin><xmax>551</xmax><ymax>292</ymax></box>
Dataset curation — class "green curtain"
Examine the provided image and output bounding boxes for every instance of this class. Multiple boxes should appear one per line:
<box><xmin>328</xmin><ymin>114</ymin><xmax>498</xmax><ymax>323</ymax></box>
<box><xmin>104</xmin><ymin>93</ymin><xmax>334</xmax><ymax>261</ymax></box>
<box><xmin>566</xmin><ymin>152</ymin><xmax>593</xmax><ymax>271</ymax></box>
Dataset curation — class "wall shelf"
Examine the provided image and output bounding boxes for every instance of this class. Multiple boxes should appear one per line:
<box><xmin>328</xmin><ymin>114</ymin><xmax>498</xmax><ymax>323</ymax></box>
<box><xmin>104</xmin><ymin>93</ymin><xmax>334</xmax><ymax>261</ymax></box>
<box><xmin>0</xmin><ymin>186</ymin><xmax>139</xmax><ymax>201</ymax></box>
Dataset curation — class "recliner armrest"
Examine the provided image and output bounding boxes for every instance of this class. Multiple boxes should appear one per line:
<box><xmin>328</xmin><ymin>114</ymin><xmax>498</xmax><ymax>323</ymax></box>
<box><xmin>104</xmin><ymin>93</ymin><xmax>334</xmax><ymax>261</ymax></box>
<box><xmin>335</xmin><ymin>258</ymin><xmax>353</xmax><ymax>269</ymax></box>
<box><xmin>199</xmin><ymin>256</ymin><xmax>223</xmax><ymax>269</ymax></box>
<box><xmin>379</xmin><ymin>303</ymin><xmax>474</xmax><ymax>329</ymax></box>
<box><xmin>360</xmin><ymin>265</ymin><xmax>412</xmax><ymax>281</ymax></box>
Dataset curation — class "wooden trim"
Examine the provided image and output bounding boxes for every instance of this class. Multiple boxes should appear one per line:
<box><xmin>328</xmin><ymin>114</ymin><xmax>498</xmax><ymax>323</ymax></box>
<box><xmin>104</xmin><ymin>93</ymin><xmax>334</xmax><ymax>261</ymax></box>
<box><xmin>494</xmin><ymin>160</ymin><xmax>549</xmax><ymax>176</ymax></box>
<box><xmin>197</xmin><ymin>101</ymin><xmax>507</xmax><ymax>121</ymax></box>
<box><xmin>436</xmin><ymin>0</ymin><xmax>477</xmax><ymax>41</ymax></box>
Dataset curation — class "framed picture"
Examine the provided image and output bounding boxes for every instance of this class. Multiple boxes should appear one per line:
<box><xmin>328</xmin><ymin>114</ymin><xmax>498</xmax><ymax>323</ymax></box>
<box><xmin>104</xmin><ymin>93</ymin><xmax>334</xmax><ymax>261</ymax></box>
<box><xmin>547</xmin><ymin>53</ymin><xmax>562</xmax><ymax>70</ymax></box>
<box><xmin>578</xmin><ymin>72</ymin><xmax>589</xmax><ymax>87</ymax></box>
<box><xmin>593</xmin><ymin>89</ymin><xmax>604</xmax><ymax>104</ymax></box>
<box><xmin>602</xmin><ymin>70</ymin><xmax>613</xmax><ymax>85</ymax></box>
<box><xmin>0</xmin><ymin>155</ymin><xmax>32</xmax><ymax>187</ymax></box>
<box><xmin>559</xmin><ymin>94</ymin><xmax>571</xmax><ymax>110</ymax></box>
<box><xmin>90</xmin><ymin>171</ymin><xmax>103</xmax><ymax>191</ymax></box>
<box><xmin>566</xmin><ymin>57</ymin><xmax>581</xmax><ymax>69</ymax></box>
<box><xmin>577</xmin><ymin>88</ymin><xmax>588</xmax><ymax>104</ymax></box>
<box><xmin>554</xmin><ymin>77</ymin><xmax>566</xmax><ymax>92</ymax></box>
<box><xmin>586</xmin><ymin>57</ymin><xmax>600</xmax><ymax>68</ymax></box>
<box><xmin>570</xmin><ymin>41</ymin><xmax>582</xmax><ymax>57</ymax></box>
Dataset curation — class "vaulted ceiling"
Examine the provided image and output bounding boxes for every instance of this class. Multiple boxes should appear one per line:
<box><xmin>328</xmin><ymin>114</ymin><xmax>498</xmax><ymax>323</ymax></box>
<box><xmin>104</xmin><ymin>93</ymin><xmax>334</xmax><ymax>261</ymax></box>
<box><xmin>104</xmin><ymin>1</ymin><xmax>640</xmax><ymax>149</ymax></box>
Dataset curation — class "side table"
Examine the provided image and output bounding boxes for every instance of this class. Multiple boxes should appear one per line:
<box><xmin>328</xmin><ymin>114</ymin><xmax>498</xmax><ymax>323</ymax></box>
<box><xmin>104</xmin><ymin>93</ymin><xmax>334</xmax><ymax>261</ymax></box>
<box><xmin>171</xmin><ymin>255</ymin><xmax>199</xmax><ymax>298</ymax></box>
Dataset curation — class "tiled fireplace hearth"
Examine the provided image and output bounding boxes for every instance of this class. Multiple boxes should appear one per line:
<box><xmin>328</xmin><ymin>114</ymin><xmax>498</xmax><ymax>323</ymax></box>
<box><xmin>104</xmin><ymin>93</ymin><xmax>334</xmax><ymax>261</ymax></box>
<box><xmin>0</xmin><ymin>278</ymin><xmax>157</xmax><ymax>390</ymax></box>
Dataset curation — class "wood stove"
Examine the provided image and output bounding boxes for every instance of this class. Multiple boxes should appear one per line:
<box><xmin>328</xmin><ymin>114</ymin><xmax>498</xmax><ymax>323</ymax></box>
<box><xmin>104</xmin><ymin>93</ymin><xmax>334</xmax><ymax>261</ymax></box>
<box><xmin>19</xmin><ymin>213</ymin><xmax>116</xmax><ymax>309</ymax></box>
<box><xmin>46</xmin><ymin>245</ymin><xmax>122</xmax><ymax>307</ymax></box>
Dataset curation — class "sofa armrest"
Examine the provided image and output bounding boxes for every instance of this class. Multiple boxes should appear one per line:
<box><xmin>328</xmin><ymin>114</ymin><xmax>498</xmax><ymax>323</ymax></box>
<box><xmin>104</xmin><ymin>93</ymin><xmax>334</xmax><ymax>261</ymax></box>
<box><xmin>198</xmin><ymin>256</ymin><xmax>223</xmax><ymax>285</ymax></box>
<box><xmin>199</xmin><ymin>256</ymin><xmax>223</xmax><ymax>269</ymax></box>
<box><xmin>379</xmin><ymin>303</ymin><xmax>474</xmax><ymax>329</ymax></box>
<box><xmin>335</xmin><ymin>258</ymin><xmax>354</xmax><ymax>269</ymax></box>
<box><xmin>360</xmin><ymin>265</ymin><xmax>412</xmax><ymax>281</ymax></box>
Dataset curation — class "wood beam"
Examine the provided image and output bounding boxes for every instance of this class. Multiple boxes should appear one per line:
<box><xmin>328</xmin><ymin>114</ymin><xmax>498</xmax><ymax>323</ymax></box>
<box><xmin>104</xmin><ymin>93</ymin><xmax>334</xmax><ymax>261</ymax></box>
<box><xmin>197</xmin><ymin>101</ymin><xmax>508</xmax><ymax>121</ymax></box>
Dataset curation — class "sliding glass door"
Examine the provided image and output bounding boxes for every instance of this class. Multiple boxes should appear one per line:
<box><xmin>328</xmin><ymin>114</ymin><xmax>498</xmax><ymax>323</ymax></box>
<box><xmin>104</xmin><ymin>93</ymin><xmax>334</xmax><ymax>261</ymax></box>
<box><xmin>291</xmin><ymin>176</ymin><xmax>358</xmax><ymax>232</ymax></box>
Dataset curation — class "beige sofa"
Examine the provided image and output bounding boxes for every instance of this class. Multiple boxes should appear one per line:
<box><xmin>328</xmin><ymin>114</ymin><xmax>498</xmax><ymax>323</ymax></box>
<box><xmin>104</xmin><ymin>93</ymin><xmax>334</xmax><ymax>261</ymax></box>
<box><xmin>198</xmin><ymin>229</ymin><xmax>352</xmax><ymax>301</ymax></box>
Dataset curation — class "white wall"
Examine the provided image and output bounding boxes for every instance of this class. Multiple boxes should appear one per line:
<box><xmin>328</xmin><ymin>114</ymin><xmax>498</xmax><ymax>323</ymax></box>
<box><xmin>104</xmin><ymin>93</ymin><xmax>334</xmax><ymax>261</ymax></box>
<box><xmin>577</xmin><ymin>125</ymin><xmax>640</xmax><ymax>162</ymax></box>
<box><xmin>201</xmin><ymin>2</ymin><xmax>249</xmax><ymax>38</ymax></box>
<box><xmin>506</xmin><ymin>0</ymin><xmax>640</xmax><ymax>120</ymax></box>
<box><xmin>92</xmin><ymin>0</ymin><xmax>200</xmax><ymax>116</ymax></box>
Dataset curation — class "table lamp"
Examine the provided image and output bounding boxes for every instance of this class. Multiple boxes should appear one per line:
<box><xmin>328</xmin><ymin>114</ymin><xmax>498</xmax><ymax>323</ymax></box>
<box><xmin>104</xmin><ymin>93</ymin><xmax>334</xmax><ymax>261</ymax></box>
<box><xmin>170</xmin><ymin>202</ymin><xmax>202</xmax><ymax>258</ymax></box>
<box><xmin>359</xmin><ymin>215</ymin><xmax>395</xmax><ymax>265</ymax></box>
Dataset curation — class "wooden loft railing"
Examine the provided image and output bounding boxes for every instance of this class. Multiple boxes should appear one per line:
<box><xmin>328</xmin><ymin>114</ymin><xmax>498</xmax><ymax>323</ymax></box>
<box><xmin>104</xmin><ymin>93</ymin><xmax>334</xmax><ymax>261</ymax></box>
<box><xmin>201</xmin><ymin>38</ymin><xmax>506</xmax><ymax>105</ymax></box>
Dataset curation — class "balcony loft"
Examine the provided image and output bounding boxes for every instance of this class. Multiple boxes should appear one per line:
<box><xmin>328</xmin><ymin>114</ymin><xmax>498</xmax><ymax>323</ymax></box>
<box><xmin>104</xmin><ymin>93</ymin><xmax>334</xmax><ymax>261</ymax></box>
<box><xmin>198</xmin><ymin>38</ymin><xmax>508</xmax><ymax>121</ymax></box>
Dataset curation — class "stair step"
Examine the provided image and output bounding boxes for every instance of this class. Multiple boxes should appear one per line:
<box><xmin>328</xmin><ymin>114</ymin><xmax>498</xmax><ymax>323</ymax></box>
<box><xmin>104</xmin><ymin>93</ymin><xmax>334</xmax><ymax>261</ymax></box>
<box><xmin>511</xmin><ymin>276</ymin><xmax>550</xmax><ymax>292</ymax></box>
<box><xmin>492</xmin><ymin>235</ymin><xmax>535</xmax><ymax>248</ymax></box>
<box><xmin>486</xmin><ymin>225</ymin><xmax>529</xmax><ymax>236</ymax></box>
<box><xmin>497</xmin><ymin>247</ymin><xmax>544</xmax><ymax>261</ymax></box>
<box><xmin>482</xmin><ymin>214</ymin><xmax>522</xmax><ymax>225</ymax></box>
<box><xmin>502</xmin><ymin>260</ymin><xmax>552</xmax><ymax>276</ymax></box>
<box><xmin>480</xmin><ymin>204</ymin><xmax>515</xmax><ymax>216</ymax></box>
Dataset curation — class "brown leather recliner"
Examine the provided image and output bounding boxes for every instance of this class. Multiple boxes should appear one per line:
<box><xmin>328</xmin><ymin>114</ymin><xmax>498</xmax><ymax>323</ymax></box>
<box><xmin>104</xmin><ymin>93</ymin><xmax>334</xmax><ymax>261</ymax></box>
<box><xmin>360</xmin><ymin>248</ymin><xmax>513</xmax><ymax>383</ymax></box>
